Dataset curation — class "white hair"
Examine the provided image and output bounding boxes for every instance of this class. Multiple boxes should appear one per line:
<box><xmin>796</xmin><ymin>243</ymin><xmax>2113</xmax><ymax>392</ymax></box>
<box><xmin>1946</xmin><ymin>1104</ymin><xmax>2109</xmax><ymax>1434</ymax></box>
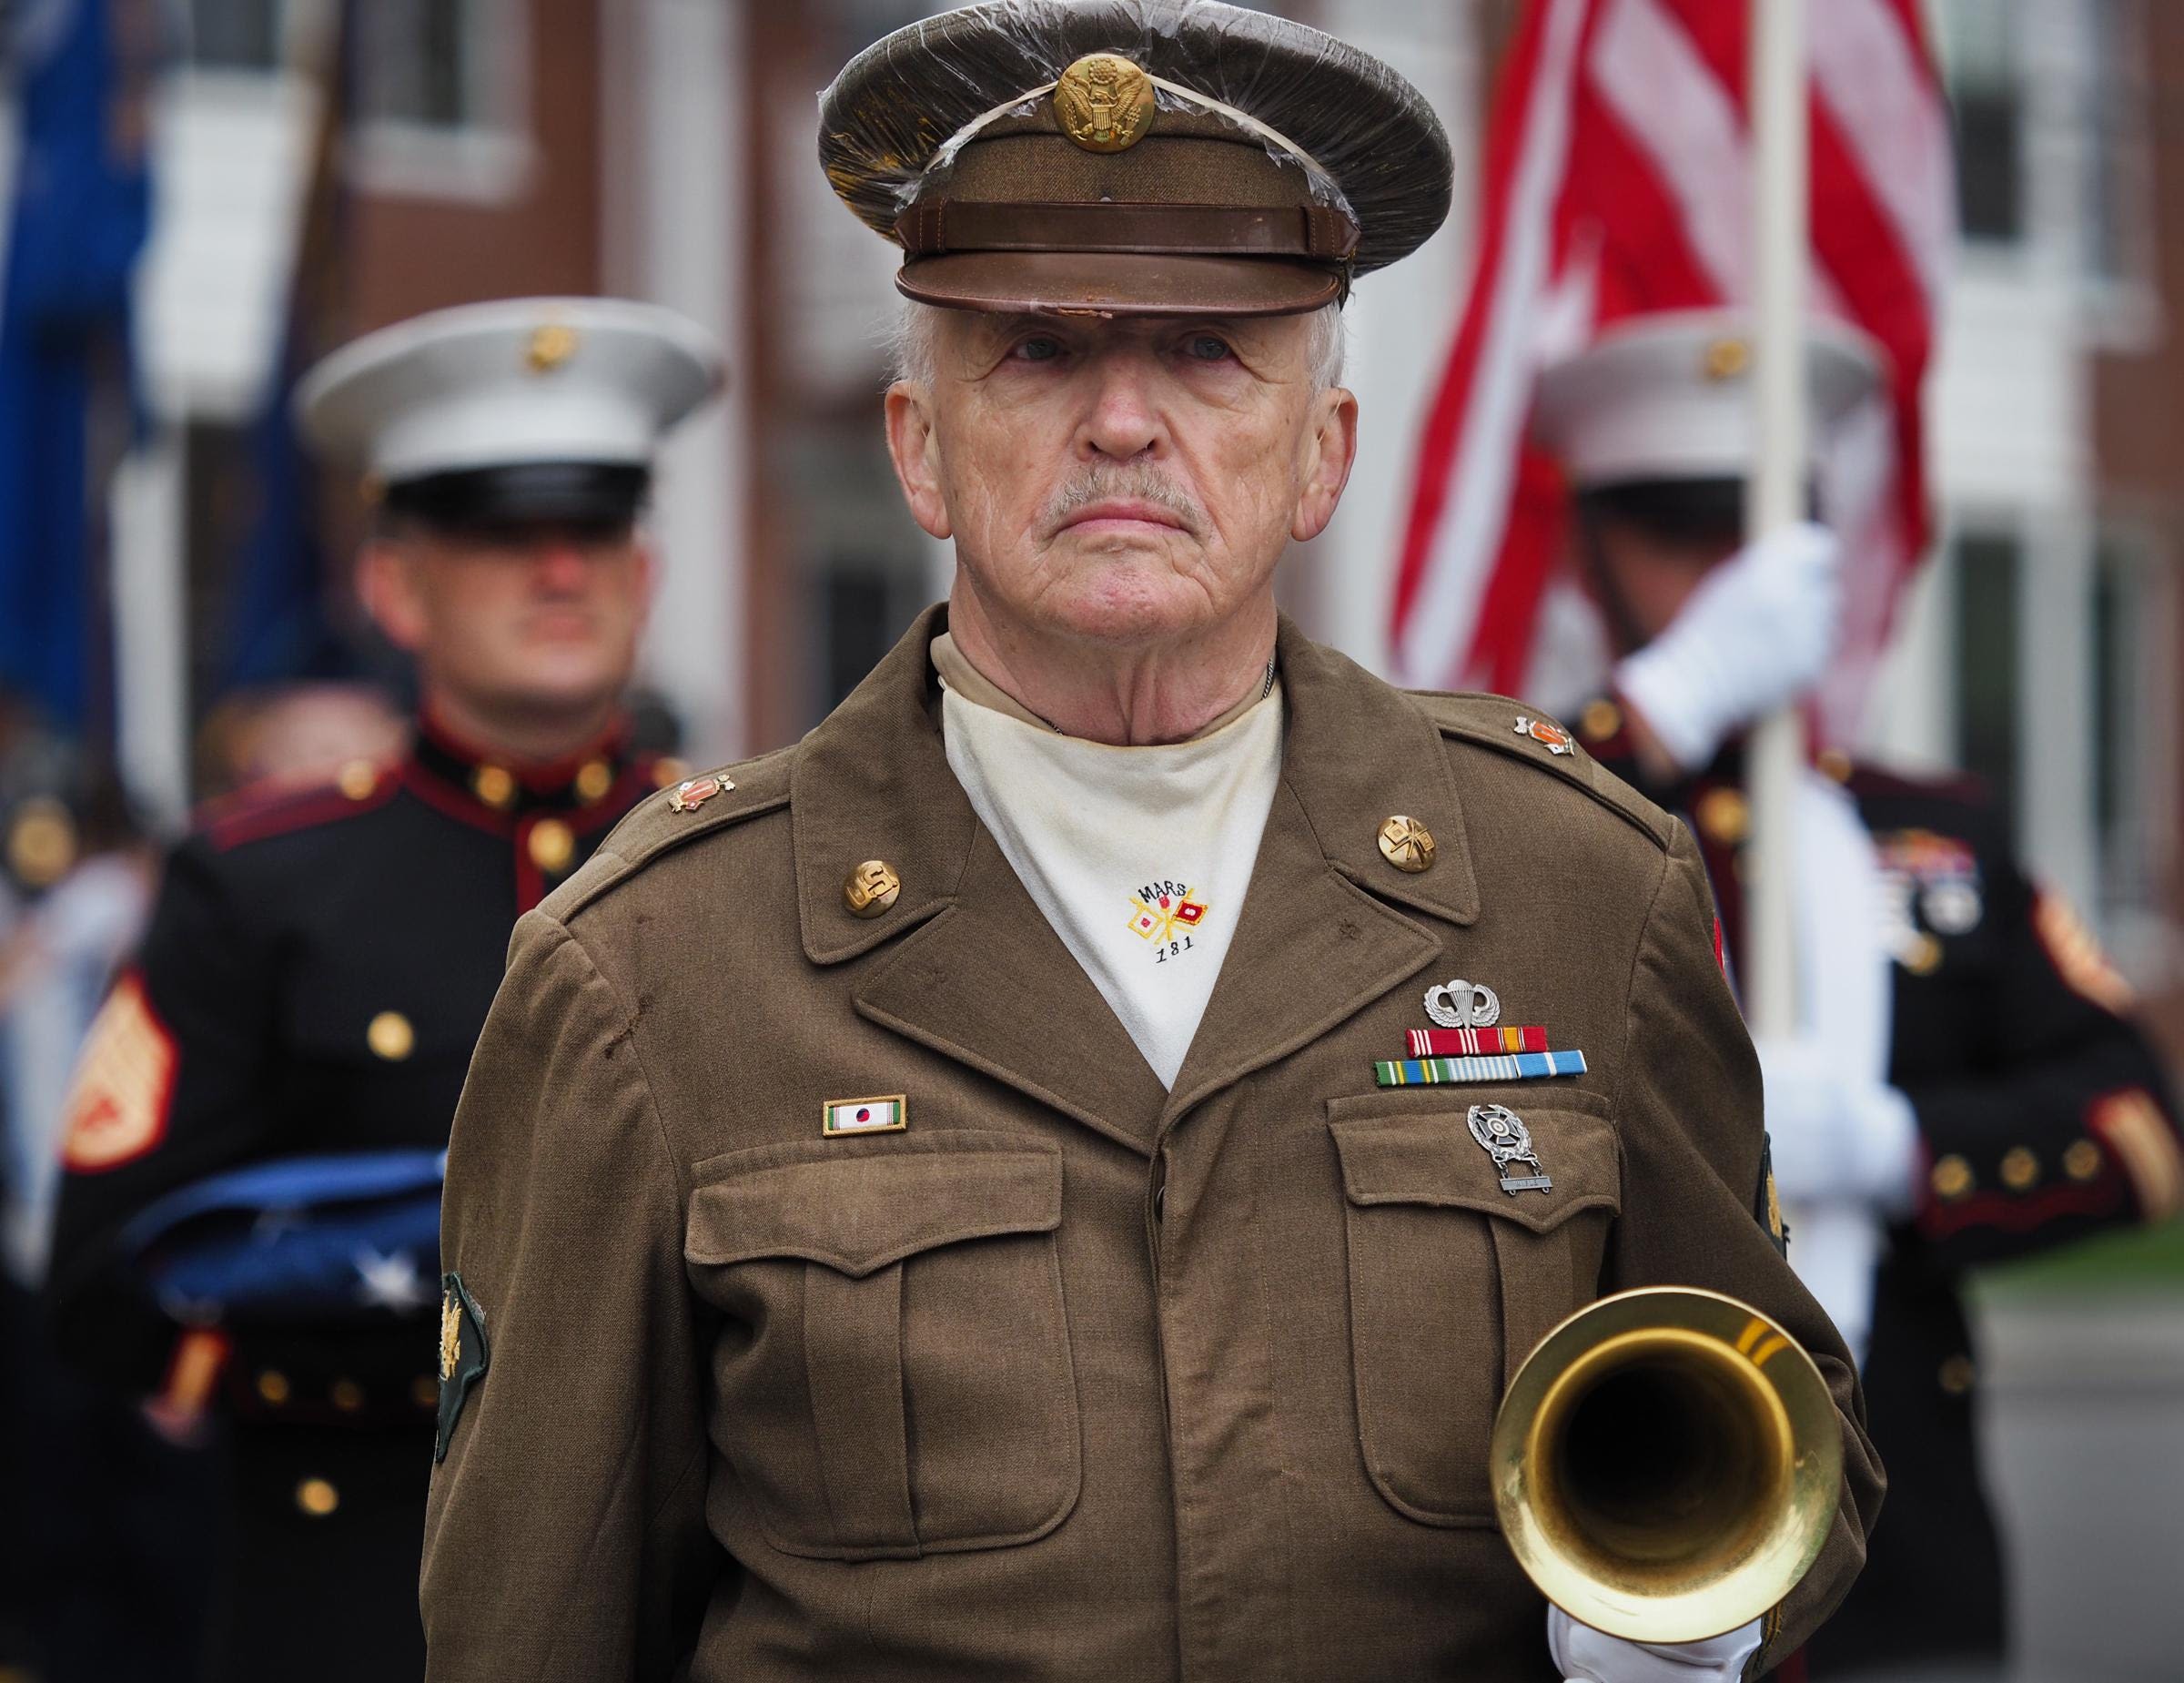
<box><xmin>884</xmin><ymin>300</ymin><xmax>1347</xmax><ymax>392</ymax></box>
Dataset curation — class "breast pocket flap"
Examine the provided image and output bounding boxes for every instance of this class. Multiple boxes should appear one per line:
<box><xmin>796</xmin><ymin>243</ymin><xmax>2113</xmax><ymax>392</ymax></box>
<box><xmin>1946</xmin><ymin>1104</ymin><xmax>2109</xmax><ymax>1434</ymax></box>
<box><xmin>1330</xmin><ymin>1108</ymin><xmax>1620</xmax><ymax>1236</ymax></box>
<box><xmin>686</xmin><ymin>1132</ymin><xmax>1062</xmax><ymax>1277</ymax></box>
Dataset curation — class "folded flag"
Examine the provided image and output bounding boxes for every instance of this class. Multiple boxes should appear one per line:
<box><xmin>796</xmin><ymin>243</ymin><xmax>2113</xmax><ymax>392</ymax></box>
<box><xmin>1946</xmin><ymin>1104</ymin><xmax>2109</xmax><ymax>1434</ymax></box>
<box><xmin>115</xmin><ymin>1149</ymin><xmax>448</xmax><ymax>1324</ymax></box>
<box><xmin>1374</xmin><ymin>1050</ymin><xmax>1588</xmax><ymax>1087</ymax></box>
<box><xmin>1405</xmin><ymin>1025</ymin><xmax>1547</xmax><ymax>1058</ymax></box>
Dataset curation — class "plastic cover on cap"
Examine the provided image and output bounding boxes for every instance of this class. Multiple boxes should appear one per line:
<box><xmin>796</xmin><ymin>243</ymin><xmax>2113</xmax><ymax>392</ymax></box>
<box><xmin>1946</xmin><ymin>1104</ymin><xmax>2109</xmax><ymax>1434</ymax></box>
<box><xmin>819</xmin><ymin>0</ymin><xmax>1451</xmax><ymax>279</ymax></box>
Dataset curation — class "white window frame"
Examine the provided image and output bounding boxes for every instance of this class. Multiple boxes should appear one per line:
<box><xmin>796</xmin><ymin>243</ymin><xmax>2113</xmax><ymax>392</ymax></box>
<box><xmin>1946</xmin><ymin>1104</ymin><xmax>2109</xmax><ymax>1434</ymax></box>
<box><xmin>343</xmin><ymin>0</ymin><xmax>534</xmax><ymax>205</ymax></box>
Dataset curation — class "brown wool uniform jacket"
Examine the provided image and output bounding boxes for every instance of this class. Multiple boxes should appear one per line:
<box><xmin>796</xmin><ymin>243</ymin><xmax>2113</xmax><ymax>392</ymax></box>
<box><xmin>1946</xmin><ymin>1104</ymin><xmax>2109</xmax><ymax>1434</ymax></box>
<box><xmin>421</xmin><ymin>609</ymin><xmax>1882</xmax><ymax>1681</ymax></box>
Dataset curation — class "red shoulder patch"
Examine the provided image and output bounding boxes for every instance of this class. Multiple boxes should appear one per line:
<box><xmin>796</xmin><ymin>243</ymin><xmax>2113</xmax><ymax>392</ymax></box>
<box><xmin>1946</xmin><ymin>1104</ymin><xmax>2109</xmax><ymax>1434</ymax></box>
<box><xmin>61</xmin><ymin>972</ymin><xmax>178</xmax><ymax>1172</ymax></box>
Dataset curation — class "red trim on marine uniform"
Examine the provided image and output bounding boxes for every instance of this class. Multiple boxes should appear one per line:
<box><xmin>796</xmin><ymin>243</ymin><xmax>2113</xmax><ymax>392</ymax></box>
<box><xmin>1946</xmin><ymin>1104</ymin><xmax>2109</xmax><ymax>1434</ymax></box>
<box><xmin>514</xmin><ymin>813</ymin><xmax>548</xmax><ymax>913</ymax></box>
<box><xmin>575</xmin><ymin>754</ymin><xmax>660</xmax><ymax>836</ymax></box>
<box><xmin>202</xmin><ymin>767</ymin><xmax>401</xmax><ymax>852</ymax></box>
<box><xmin>415</xmin><ymin>704</ymin><xmax>632</xmax><ymax>796</ymax></box>
<box><xmin>1919</xmin><ymin>1180</ymin><xmax>2125</xmax><ymax>1239</ymax></box>
<box><xmin>399</xmin><ymin>756</ymin><xmax>520</xmax><ymax>839</ymax></box>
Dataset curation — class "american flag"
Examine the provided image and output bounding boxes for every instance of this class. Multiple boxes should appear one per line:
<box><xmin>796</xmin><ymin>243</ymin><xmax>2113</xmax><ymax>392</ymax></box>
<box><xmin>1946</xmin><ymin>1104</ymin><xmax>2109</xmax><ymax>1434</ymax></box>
<box><xmin>1388</xmin><ymin>0</ymin><xmax>1951</xmax><ymax>744</ymax></box>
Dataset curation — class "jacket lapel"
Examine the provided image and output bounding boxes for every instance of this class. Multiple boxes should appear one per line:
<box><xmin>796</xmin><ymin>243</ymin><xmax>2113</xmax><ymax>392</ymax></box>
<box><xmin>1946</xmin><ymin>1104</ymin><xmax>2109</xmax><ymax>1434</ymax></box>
<box><xmin>798</xmin><ymin>608</ymin><xmax>1481</xmax><ymax>1151</ymax></box>
<box><xmin>1164</xmin><ymin>622</ymin><xmax>1480</xmax><ymax>1122</ymax></box>
<box><xmin>796</xmin><ymin>606</ymin><xmax>1167</xmax><ymax>1155</ymax></box>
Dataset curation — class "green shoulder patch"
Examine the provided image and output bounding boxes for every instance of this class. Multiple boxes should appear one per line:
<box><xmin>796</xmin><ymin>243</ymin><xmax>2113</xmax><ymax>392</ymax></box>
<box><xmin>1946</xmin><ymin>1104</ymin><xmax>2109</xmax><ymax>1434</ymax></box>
<box><xmin>1756</xmin><ymin>1133</ymin><xmax>1789</xmax><ymax>1258</ymax></box>
<box><xmin>434</xmin><ymin>1272</ymin><xmax>490</xmax><ymax>1465</ymax></box>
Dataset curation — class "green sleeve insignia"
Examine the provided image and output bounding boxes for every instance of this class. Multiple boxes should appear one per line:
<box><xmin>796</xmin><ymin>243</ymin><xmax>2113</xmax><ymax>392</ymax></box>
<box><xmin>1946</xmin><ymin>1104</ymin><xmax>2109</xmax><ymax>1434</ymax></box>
<box><xmin>434</xmin><ymin>1272</ymin><xmax>490</xmax><ymax>1465</ymax></box>
<box><xmin>1755</xmin><ymin>1133</ymin><xmax>1789</xmax><ymax>1259</ymax></box>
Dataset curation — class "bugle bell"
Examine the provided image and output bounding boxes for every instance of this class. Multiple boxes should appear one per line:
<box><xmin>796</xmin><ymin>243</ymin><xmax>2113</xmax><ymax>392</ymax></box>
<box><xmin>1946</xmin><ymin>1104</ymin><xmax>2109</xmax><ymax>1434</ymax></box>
<box><xmin>1490</xmin><ymin>1285</ymin><xmax>1842</xmax><ymax>1644</ymax></box>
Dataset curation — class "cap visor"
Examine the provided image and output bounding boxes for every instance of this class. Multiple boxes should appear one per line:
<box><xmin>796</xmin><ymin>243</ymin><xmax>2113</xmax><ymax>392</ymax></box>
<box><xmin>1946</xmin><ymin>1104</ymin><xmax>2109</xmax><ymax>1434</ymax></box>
<box><xmin>382</xmin><ymin>462</ymin><xmax>648</xmax><ymax>531</ymax></box>
<box><xmin>896</xmin><ymin>251</ymin><xmax>1341</xmax><ymax>319</ymax></box>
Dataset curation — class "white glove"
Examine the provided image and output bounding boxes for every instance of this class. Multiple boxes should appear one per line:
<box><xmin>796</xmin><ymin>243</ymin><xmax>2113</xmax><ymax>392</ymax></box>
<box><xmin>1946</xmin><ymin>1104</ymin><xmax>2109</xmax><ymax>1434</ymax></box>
<box><xmin>1755</xmin><ymin>1034</ymin><xmax>1922</xmax><ymax>1215</ymax></box>
<box><xmin>1613</xmin><ymin>521</ymin><xmax>1843</xmax><ymax>773</ymax></box>
<box><xmin>1549</xmin><ymin>1606</ymin><xmax>1764</xmax><ymax>1683</ymax></box>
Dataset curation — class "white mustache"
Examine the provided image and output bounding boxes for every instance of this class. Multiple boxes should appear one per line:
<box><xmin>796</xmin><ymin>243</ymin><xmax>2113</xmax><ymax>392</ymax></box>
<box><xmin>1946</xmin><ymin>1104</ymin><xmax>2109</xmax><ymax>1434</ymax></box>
<box><xmin>1040</xmin><ymin>464</ymin><xmax>1205</xmax><ymax>536</ymax></box>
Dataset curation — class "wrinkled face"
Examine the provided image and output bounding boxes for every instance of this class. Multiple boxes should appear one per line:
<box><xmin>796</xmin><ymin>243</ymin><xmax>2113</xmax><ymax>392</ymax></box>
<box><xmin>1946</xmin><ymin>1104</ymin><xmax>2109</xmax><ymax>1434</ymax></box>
<box><xmin>361</xmin><ymin>520</ymin><xmax>652</xmax><ymax>720</ymax></box>
<box><xmin>885</xmin><ymin>309</ymin><xmax>1356</xmax><ymax>648</ymax></box>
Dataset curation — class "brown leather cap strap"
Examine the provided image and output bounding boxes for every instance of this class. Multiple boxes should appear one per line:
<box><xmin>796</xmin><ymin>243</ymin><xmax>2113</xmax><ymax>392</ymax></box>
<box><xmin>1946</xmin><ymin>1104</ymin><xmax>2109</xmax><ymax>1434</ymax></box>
<box><xmin>894</xmin><ymin>199</ymin><xmax>1361</xmax><ymax>263</ymax></box>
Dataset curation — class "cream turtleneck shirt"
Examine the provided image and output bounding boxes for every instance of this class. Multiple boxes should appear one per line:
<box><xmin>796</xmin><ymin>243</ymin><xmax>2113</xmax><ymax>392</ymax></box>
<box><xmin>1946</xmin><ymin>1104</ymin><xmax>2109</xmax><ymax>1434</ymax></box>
<box><xmin>934</xmin><ymin>634</ymin><xmax>1284</xmax><ymax>1090</ymax></box>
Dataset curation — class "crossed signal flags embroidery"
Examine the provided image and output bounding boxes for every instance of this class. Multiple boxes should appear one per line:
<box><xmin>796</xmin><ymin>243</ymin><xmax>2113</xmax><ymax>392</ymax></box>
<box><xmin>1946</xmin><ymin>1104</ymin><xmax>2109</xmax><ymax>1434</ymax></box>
<box><xmin>1127</xmin><ymin>891</ymin><xmax>1208</xmax><ymax>943</ymax></box>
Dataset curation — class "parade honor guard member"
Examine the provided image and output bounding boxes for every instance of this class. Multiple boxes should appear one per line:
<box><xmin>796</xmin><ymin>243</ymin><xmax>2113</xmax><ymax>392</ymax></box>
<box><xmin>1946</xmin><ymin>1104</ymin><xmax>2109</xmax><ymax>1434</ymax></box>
<box><xmin>1533</xmin><ymin>309</ymin><xmax>2184</xmax><ymax>1680</ymax></box>
<box><xmin>46</xmin><ymin>297</ymin><xmax>723</xmax><ymax>1681</ymax></box>
<box><xmin>423</xmin><ymin>9</ymin><xmax>1880</xmax><ymax>1680</ymax></box>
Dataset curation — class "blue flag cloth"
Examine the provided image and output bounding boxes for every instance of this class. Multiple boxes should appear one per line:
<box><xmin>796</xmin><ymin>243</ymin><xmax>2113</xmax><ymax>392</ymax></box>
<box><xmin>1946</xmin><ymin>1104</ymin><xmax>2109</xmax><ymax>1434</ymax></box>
<box><xmin>116</xmin><ymin>1149</ymin><xmax>447</xmax><ymax>1325</ymax></box>
<box><xmin>0</xmin><ymin>0</ymin><xmax>153</xmax><ymax>726</ymax></box>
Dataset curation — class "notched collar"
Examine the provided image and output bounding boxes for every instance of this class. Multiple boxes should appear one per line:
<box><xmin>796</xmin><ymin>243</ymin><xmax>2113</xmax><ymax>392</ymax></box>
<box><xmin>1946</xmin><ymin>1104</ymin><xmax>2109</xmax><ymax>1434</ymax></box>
<box><xmin>792</xmin><ymin>607</ymin><xmax>1483</xmax><ymax>968</ymax></box>
<box><xmin>1272</xmin><ymin>618</ymin><xmax>1480</xmax><ymax>928</ymax></box>
<box><xmin>793</xmin><ymin>605</ymin><xmax>980</xmax><ymax>965</ymax></box>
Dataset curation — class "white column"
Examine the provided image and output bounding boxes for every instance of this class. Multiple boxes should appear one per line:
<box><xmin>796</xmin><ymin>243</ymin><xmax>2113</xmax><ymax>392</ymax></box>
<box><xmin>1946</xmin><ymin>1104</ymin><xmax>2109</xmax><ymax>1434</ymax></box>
<box><xmin>606</xmin><ymin>0</ymin><xmax>753</xmax><ymax>765</ymax></box>
<box><xmin>2017</xmin><ymin>508</ymin><xmax>2098</xmax><ymax>911</ymax></box>
<box><xmin>1301</xmin><ymin>0</ymin><xmax>1480</xmax><ymax>674</ymax></box>
<box><xmin>108</xmin><ymin>431</ymin><xmax>191</xmax><ymax>832</ymax></box>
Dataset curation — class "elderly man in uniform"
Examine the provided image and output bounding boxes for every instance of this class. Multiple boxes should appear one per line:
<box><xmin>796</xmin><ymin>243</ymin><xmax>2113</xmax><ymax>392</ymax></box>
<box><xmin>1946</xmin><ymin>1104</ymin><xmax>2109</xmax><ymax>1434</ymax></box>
<box><xmin>424</xmin><ymin>8</ymin><xmax>1881</xmax><ymax>1680</ymax></box>
<box><xmin>1532</xmin><ymin>309</ymin><xmax>2184</xmax><ymax>1679</ymax></box>
<box><xmin>46</xmin><ymin>297</ymin><xmax>723</xmax><ymax>1681</ymax></box>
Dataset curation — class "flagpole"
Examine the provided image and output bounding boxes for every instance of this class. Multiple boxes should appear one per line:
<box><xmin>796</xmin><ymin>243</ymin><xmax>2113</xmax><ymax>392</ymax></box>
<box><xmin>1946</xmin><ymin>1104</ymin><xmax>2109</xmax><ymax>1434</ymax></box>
<box><xmin>1744</xmin><ymin>0</ymin><xmax>1807</xmax><ymax>1042</ymax></box>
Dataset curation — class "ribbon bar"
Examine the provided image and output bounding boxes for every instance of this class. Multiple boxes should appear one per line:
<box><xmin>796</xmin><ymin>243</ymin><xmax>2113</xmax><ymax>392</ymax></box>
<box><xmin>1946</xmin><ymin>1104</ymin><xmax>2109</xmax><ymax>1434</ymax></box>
<box><xmin>1373</xmin><ymin>1050</ymin><xmax>1590</xmax><ymax>1087</ymax></box>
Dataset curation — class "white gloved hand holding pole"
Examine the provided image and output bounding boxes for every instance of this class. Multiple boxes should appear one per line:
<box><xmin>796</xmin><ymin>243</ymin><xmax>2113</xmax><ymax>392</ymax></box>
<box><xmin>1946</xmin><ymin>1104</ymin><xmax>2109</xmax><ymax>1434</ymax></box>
<box><xmin>1549</xmin><ymin>1607</ymin><xmax>1764</xmax><ymax>1683</ymax></box>
<box><xmin>1754</xmin><ymin>1035</ymin><xmax>1922</xmax><ymax>1216</ymax></box>
<box><xmin>1613</xmin><ymin>520</ymin><xmax>1843</xmax><ymax>774</ymax></box>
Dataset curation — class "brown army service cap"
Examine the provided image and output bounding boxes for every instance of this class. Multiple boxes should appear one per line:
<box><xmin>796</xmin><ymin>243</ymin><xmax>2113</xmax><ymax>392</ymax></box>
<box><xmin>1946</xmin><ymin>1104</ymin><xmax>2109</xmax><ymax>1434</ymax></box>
<box><xmin>820</xmin><ymin>0</ymin><xmax>1453</xmax><ymax>318</ymax></box>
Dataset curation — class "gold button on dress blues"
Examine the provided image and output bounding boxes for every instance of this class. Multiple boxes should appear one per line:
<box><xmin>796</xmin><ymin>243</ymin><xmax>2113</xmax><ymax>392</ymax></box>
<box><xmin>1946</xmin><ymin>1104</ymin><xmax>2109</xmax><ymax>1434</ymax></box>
<box><xmin>575</xmin><ymin>759</ymin><xmax>614</xmax><ymax>803</ymax></box>
<box><xmin>1376</xmin><ymin>816</ymin><xmax>1435</xmax><ymax>873</ymax></box>
<box><xmin>844</xmin><ymin>859</ymin><xmax>902</xmax><ymax>918</ymax></box>
<box><xmin>367</xmin><ymin>1010</ymin><xmax>415</xmax><ymax>1062</ymax></box>
<box><xmin>472</xmin><ymin>765</ymin><xmax>517</xmax><ymax>810</ymax></box>
<box><xmin>528</xmin><ymin>818</ymin><xmax>575</xmax><ymax>874</ymax></box>
<box><xmin>1999</xmin><ymin>1147</ymin><xmax>2039</xmax><ymax>1191</ymax></box>
<box><xmin>296</xmin><ymin>1478</ymin><xmax>340</xmax><ymax>1518</ymax></box>
<box><xmin>1930</xmin><ymin>1154</ymin><xmax>1973</xmax><ymax>1201</ymax></box>
<box><xmin>1696</xmin><ymin>786</ymin><xmax>1749</xmax><ymax>847</ymax></box>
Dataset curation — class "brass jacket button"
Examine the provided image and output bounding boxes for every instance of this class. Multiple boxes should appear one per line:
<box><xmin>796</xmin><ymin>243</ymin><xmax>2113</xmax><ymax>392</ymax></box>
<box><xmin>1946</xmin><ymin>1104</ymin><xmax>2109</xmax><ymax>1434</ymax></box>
<box><xmin>844</xmin><ymin>859</ymin><xmax>901</xmax><ymax>918</ymax></box>
<box><xmin>1376</xmin><ymin>816</ymin><xmax>1434</xmax><ymax>873</ymax></box>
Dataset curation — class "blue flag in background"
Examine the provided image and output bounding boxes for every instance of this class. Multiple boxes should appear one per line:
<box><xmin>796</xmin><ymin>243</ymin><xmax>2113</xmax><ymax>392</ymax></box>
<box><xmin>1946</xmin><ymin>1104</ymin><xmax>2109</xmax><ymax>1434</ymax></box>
<box><xmin>0</xmin><ymin>0</ymin><xmax>151</xmax><ymax>728</ymax></box>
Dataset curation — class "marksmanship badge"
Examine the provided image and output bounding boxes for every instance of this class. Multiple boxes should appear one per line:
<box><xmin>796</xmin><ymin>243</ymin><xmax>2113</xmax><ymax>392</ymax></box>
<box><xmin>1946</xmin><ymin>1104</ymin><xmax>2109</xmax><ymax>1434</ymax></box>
<box><xmin>1468</xmin><ymin>1103</ymin><xmax>1553</xmax><ymax>1195</ymax></box>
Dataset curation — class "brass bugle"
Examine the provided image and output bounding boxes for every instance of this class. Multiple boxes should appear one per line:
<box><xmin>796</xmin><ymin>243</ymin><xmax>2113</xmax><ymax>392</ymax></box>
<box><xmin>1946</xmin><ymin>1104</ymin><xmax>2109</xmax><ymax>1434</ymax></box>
<box><xmin>1489</xmin><ymin>1285</ymin><xmax>1843</xmax><ymax>1645</ymax></box>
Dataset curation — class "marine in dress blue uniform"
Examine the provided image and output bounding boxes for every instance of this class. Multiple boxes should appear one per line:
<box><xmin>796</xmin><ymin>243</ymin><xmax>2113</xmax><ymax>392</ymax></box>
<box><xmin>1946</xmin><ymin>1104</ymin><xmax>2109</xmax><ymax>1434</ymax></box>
<box><xmin>1534</xmin><ymin>311</ymin><xmax>2184</xmax><ymax>1678</ymax></box>
<box><xmin>44</xmin><ymin>298</ymin><xmax>723</xmax><ymax>1681</ymax></box>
